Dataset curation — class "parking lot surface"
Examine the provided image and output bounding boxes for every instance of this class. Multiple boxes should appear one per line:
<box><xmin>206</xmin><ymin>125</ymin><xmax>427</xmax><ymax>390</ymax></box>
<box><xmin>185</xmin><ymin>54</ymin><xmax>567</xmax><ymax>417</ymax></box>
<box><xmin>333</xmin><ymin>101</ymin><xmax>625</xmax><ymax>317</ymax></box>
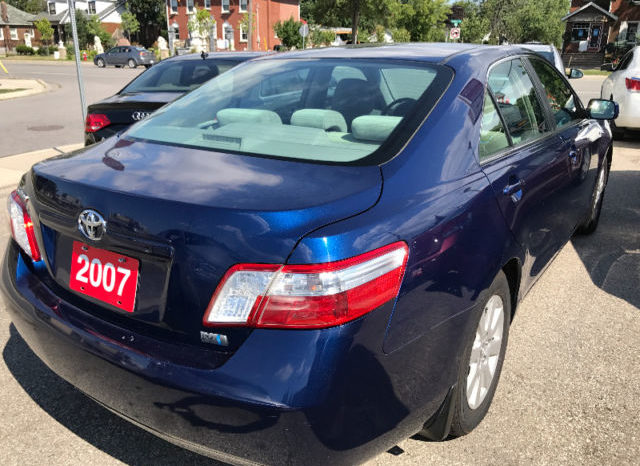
<box><xmin>0</xmin><ymin>69</ymin><xmax>638</xmax><ymax>466</ymax></box>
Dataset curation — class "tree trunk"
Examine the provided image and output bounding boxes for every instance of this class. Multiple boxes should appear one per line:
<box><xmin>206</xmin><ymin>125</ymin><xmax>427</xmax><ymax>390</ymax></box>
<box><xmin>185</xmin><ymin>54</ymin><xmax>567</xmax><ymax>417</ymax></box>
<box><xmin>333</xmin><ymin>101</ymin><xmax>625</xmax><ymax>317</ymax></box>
<box><xmin>351</xmin><ymin>0</ymin><xmax>360</xmax><ymax>44</ymax></box>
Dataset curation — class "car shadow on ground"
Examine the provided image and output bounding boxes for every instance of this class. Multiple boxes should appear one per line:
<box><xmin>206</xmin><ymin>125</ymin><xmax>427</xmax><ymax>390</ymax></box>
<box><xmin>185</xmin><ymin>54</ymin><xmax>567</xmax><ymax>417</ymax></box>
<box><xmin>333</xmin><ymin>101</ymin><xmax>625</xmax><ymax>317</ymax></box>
<box><xmin>572</xmin><ymin>164</ymin><xmax>640</xmax><ymax>310</ymax></box>
<box><xmin>2</xmin><ymin>324</ymin><xmax>224</xmax><ymax>466</ymax></box>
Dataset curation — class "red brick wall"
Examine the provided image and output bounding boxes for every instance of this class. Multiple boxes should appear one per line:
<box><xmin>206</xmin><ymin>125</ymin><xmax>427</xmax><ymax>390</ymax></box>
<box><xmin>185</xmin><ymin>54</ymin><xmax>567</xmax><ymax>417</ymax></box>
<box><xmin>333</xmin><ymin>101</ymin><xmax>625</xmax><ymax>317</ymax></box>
<box><xmin>609</xmin><ymin>0</ymin><xmax>640</xmax><ymax>40</ymax></box>
<box><xmin>167</xmin><ymin>0</ymin><xmax>299</xmax><ymax>51</ymax></box>
<box><xmin>1</xmin><ymin>25</ymin><xmax>42</xmax><ymax>51</ymax></box>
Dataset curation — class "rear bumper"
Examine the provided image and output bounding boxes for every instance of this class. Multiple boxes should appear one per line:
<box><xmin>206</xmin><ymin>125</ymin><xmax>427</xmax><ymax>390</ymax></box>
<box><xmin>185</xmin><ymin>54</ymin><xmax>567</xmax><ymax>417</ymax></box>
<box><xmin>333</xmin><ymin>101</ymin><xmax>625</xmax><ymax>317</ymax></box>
<box><xmin>614</xmin><ymin>92</ymin><xmax>640</xmax><ymax>129</ymax></box>
<box><xmin>1</xmin><ymin>242</ymin><xmax>443</xmax><ymax>465</ymax></box>
<box><xmin>85</xmin><ymin>125</ymin><xmax>130</xmax><ymax>146</ymax></box>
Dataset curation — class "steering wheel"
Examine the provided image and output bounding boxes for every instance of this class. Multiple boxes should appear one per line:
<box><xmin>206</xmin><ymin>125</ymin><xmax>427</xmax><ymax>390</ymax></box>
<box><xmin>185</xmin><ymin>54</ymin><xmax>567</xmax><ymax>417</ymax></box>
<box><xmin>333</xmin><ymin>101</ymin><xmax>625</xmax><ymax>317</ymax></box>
<box><xmin>383</xmin><ymin>97</ymin><xmax>417</xmax><ymax>116</ymax></box>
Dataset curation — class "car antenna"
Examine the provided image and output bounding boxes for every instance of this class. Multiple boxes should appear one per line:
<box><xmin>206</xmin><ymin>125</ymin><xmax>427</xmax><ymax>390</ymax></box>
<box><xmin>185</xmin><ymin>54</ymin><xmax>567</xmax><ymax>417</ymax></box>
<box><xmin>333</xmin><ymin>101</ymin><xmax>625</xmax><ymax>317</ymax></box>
<box><xmin>201</xmin><ymin>51</ymin><xmax>208</xmax><ymax>60</ymax></box>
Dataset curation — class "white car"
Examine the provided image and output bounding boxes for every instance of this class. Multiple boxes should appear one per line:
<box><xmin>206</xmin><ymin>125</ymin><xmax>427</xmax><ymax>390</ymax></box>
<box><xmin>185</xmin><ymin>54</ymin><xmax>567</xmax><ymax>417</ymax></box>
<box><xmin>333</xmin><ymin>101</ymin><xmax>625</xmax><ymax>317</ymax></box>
<box><xmin>601</xmin><ymin>46</ymin><xmax>640</xmax><ymax>137</ymax></box>
<box><xmin>514</xmin><ymin>43</ymin><xmax>565</xmax><ymax>74</ymax></box>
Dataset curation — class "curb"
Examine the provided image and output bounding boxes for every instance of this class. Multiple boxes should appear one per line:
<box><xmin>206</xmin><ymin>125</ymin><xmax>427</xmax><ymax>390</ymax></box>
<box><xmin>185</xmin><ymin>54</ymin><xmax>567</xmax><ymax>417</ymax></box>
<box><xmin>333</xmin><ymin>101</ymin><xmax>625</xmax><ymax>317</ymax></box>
<box><xmin>0</xmin><ymin>143</ymin><xmax>83</xmax><ymax>190</ymax></box>
<box><xmin>0</xmin><ymin>78</ymin><xmax>49</xmax><ymax>101</ymax></box>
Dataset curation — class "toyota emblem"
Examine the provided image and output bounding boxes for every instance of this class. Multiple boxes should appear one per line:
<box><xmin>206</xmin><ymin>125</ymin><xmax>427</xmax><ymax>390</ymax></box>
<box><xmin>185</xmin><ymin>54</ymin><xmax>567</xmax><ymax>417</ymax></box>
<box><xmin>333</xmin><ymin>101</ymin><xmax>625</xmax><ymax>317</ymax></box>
<box><xmin>132</xmin><ymin>111</ymin><xmax>151</xmax><ymax>121</ymax></box>
<box><xmin>78</xmin><ymin>209</ymin><xmax>107</xmax><ymax>241</ymax></box>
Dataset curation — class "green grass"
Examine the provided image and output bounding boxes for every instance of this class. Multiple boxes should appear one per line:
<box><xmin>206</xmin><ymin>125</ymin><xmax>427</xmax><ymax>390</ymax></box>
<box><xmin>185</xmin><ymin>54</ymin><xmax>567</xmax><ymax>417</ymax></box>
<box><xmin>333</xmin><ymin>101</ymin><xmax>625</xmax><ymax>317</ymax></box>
<box><xmin>580</xmin><ymin>69</ymin><xmax>611</xmax><ymax>76</ymax></box>
<box><xmin>0</xmin><ymin>88</ymin><xmax>26</xmax><ymax>94</ymax></box>
<box><xmin>2</xmin><ymin>55</ymin><xmax>60</xmax><ymax>61</ymax></box>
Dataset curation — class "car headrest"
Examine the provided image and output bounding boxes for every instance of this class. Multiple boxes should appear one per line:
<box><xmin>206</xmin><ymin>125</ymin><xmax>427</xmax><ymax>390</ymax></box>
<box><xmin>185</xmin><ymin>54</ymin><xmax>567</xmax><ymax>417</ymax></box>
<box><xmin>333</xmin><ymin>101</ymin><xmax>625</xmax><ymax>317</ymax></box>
<box><xmin>290</xmin><ymin>109</ymin><xmax>348</xmax><ymax>132</ymax></box>
<box><xmin>217</xmin><ymin>109</ymin><xmax>282</xmax><ymax>126</ymax></box>
<box><xmin>351</xmin><ymin>116</ymin><xmax>402</xmax><ymax>142</ymax></box>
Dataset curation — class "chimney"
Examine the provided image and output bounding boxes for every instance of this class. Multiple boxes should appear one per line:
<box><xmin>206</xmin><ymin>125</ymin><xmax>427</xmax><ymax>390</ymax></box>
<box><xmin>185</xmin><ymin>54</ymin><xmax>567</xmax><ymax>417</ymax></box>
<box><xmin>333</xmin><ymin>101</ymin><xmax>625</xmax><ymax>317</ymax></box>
<box><xmin>1</xmin><ymin>2</ymin><xmax>8</xmax><ymax>24</ymax></box>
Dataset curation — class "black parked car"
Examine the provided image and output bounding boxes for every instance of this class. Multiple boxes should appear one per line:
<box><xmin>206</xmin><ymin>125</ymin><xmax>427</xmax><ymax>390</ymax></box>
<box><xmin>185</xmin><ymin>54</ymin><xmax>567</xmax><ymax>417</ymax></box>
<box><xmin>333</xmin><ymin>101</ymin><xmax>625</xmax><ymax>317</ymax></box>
<box><xmin>94</xmin><ymin>46</ymin><xmax>156</xmax><ymax>69</ymax></box>
<box><xmin>85</xmin><ymin>52</ymin><xmax>265</xmax><ymax>146</ymax></box>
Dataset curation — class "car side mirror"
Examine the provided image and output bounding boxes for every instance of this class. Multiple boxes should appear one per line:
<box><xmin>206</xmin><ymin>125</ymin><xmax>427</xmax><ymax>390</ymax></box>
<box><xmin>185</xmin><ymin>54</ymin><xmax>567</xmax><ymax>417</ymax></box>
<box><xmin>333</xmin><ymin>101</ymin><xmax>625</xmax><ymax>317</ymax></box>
<box><xmin>587</xmin><ymin>99</ymin><xmax>619</xmax><ymax>120</ymax></box>
<box><xmin>567</xmin><ymin>68</ymin><xmax>584</xmax><ymax>79</ymax></box>
<box><xmin>600</xmin><ymin>63</ymin><xmax>615</xmax><ymax>72</ymax></box>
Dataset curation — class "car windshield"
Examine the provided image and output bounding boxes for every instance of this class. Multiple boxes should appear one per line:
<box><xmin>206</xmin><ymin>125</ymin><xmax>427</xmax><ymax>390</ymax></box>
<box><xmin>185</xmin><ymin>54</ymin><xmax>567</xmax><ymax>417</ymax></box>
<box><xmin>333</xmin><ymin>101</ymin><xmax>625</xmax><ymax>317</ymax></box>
<box><xmin>121</xmin><ymin>59</ymin><xmax>242</xmax><ymax>93</ymax></box>
<box><xmin>127</xmin><ymin>58</ymin><xmax>450</xmax><ymax>164</ymax></box>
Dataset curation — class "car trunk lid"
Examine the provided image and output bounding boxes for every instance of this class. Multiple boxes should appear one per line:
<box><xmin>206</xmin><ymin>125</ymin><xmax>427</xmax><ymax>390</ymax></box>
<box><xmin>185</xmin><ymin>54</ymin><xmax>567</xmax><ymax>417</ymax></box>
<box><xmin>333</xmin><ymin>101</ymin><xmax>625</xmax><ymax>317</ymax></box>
<box><xmin>24</xmin><ymin>139</ymin><xmax>382</xmax><ymax>352</ymax></box>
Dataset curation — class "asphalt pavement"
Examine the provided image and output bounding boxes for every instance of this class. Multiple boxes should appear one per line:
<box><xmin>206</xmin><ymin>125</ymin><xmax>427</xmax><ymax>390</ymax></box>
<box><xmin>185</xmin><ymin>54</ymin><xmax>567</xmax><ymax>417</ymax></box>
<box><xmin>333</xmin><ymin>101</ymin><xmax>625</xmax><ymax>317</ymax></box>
<box><xmin>0</xmin><ymin>65</ymin><xmax>638</xmax><ymax>466</ymax></box>
<box><xmin>0</xmin><ymin>60</ymin><xmax>142</xmax><ymax>157</ymax></box>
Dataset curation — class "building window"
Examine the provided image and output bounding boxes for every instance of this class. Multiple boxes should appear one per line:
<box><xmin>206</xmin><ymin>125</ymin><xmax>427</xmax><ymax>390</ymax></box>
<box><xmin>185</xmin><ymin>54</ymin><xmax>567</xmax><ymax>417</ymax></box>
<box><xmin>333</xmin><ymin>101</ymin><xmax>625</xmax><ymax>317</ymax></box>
<box><xmin>205</xmin><ymin>0</ymin><xmax>211</xmax><ymax>8</ymax></box>
<box><xmin>240</xmin><ymin>0</ymin><xmax>247</xmax><ymax>12</ymax></box>
<box><xmin>571</xmin><ymin>23</ymin><xmax>590</xmax><ymax>42</ymax></box>
<box><xmin>10</xmin><ymin>28</ymin><xmax>18</xmax><ymax>40</ymax></box>
<box><xmin>88</xmin><ymin>1</ymin><xmax>96</xmax><ymax>14</ymax></box>
<box><xmin>0</xmin><ymin>29</ymin><xmax>3</xmax><ymax>41</ymax></box>
<box><xmin>48</xmin><ymin>1</ymin><xmax>56</xmax><ymax>15</ymax></box>
<box><xmin>222</xmin><ymin>0</ymin><xmax>230</xmax><ymax>13</ymax></box>
<box><xmin>187</xmin><ymin>0</ymin><xmax>194</xmax><ymax>13</ymax></box>
<box><xmin>240</xmin><ymin>24</ymin><xmax>247</xmax><ymax>42</ymax></box>
<box><xmin>626</xmin><ymin>22</ymin><xmax>640</xmax><ymax>43</ymax></box>
<box><xmin>170</xmin><ymin>0</ymin><xmax>178</xmax><ymax>13</ymax></box>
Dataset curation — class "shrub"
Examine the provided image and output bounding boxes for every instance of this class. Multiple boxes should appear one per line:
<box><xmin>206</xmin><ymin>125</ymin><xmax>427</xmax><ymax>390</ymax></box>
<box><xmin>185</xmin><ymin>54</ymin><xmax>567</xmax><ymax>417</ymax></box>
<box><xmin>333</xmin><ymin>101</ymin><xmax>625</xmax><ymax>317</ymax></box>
<box><xmin>66</xmin><ymin>43</ymin><xmax>75</xmax><ymax>59</ymax></box>
<box><xmin>37</xmin><ymin>46</ymin><xmax>49</xmax><ymax>56</ymax></box>
<box><xmin>392</xmin><ymin>28</ymin><xmax>411</xmax><ymax>43</ymax></box>
<box><xmin>49</xmin><ymin>45</ymin><xmax>58</xmax><ymax>54</ymax></box>
<box><xmin>16</xmin><ymin>44</ymin><xmax>35</xmax><ymax>55</ymax></box>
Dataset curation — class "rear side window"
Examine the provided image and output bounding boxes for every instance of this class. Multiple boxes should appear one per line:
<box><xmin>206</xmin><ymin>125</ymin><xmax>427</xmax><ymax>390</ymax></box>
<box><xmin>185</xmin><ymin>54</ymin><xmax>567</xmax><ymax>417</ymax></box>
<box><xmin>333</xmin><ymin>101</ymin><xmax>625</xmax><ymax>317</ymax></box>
<box><xmin>127</xmin><ymin>59</ymin><xmax>452</xmax><ymax>165</ymax></box>
<box><xmin>528</xmin><ymin>58</ymin><xmax>581</xmax><ymax>128</ymax></box>
<box><xmin>121</xmin><ymin>59</ymin><xmax>240</xmax><ymax>93</ymax></box>
<box><xmin>479</xmin><ymin>92</ymin><xmax>510</xmax><ymax>161</ymax></box>
<box><xmin>488</xmin><ymin>59</ymin><xmax>549</xmax><ymax>145</ymax></box>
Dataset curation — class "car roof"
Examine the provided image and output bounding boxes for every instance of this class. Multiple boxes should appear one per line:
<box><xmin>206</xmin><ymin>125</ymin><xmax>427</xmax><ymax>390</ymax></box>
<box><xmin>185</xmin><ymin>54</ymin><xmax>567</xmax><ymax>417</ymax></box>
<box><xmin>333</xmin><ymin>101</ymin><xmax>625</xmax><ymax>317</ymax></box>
<box><xmin>251</xmin><ymin>43</ymin><xmax>534</xmax><ymax>64</ymax></box>
<box><xmin>163</xmin><ymin>52</ymin><xmax>268</xmax><ymax>63</ymax></box>
<box><xmin>513</xmin><ymin>43</ymin><xmax>553</xmax><ymax>52</ymax></box>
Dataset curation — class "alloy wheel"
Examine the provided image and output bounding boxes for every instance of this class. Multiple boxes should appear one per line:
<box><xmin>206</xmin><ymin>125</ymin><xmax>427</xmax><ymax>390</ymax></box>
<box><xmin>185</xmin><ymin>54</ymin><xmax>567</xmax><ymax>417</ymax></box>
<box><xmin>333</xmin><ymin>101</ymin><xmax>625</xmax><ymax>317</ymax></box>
<box><xmin>466</xmin><ymin>295</ymin><xmax>504</xmax><ymax>410</ymax></box>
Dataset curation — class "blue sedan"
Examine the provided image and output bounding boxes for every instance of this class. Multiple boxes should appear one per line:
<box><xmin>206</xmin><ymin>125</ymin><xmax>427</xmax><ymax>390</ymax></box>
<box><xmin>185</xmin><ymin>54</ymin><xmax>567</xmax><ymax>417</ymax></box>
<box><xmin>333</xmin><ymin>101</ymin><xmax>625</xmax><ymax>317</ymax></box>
<box><xmin>1</xmin><ymin>44</ymin><xmax>617</xmax><ymax>464</ymax></box>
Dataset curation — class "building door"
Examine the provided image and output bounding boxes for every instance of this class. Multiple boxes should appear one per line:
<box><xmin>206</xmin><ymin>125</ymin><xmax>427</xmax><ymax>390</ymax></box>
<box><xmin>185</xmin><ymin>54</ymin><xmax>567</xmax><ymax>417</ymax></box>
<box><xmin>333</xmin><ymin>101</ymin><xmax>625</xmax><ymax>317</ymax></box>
<box><xmin>589</xmin><ymin>23</ymin><xmax>602</xmax><ymax>50</ymax></box>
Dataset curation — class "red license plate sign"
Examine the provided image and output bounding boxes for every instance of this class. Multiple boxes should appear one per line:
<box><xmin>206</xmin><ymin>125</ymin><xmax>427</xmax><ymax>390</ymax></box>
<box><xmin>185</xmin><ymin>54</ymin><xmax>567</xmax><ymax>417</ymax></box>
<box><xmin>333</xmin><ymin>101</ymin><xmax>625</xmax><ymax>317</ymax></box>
<box><xmin>69</xmin><ymin>241</ymin><xmax>139</xmax><ymax>312</ymax></box>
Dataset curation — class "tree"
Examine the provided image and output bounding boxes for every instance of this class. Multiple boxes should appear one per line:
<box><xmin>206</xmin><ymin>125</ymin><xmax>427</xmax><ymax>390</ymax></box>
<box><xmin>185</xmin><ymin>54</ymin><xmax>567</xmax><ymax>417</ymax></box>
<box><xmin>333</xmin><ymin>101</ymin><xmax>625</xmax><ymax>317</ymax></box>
<box><xmin>121</xmin><ymin>10</ymin><xmax>140</xmax><ymax>41</ymax></box>
<box><xmin>452</xmin><ymin>1</ymin><xmax>489</xmax><ymax>43</ymax></box>
<box><xmin>273</xmin><ymin>17</ymin><xmax>303</xmax><ymax>49</ymax></box>
<box><xmin>188</xmin><ymin>8</ymin><xmax>215</xmax><ymax>49</ymax></box>
<box><xmin>303</xmin><ymin>0</ymin><xmax>393</xmax><ymax>44</ymax></box>
<box><xmin>34</xmin><ymin>18</ymin><xmax>53</xmax><ymax>49</ymax></box>
<box><xmin>390</xmin><ymin>0</ymin><xmax>451</xmax><ymax>42</ymax></box>
<box><xmin>127</xmin><ymin>0</ymin><xmax>166</xmax><ymax>46</ymax></box>
<box><xmin>6</xmin><ymin>0</ymin><xmax>45</xmax><ymax>14</ymax></box>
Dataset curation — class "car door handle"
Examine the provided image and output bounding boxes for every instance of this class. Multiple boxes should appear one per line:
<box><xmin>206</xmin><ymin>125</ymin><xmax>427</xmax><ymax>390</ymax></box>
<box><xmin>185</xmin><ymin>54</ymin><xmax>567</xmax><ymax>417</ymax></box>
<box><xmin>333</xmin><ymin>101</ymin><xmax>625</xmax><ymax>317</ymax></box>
<box><xmin>503</xmin><ymin>178</ymin><xmax>524</xmax><ymax>202</ymax></box>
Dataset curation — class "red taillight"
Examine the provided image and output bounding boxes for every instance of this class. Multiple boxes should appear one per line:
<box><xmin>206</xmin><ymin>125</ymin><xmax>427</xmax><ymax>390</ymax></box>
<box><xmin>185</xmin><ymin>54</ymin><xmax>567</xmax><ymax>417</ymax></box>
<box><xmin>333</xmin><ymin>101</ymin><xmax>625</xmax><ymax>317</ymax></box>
<box><xmin>625</xmin><ymin>77</ymin><xmax>640</xmax><ymax>91</ymax></box>
<box><xmin>203</xmin><ymin>242</ymin><xmax>409</xmax><ymax>329</ymax></box>
<box><xmin>85</xmin><ymin>113</ymin><xmax>111</xmax><ymax>133</ymax></box>
<box><xmin>7</xmin><ymin>190</ymin><xmax>41</xmax><ymax>262</ymax></box>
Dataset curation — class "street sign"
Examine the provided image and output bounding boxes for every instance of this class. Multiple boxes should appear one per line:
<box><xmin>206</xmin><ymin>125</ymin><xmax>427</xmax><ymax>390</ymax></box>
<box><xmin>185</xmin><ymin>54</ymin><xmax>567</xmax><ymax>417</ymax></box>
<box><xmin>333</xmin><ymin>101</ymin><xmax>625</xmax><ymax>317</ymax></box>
<box><xmin>450</xmin><ymin>27</ymin><xmax>461</xmax><ymax>40</ymax></box>
<box><xmin>299</xmin><ymin>24</ymin><xmax>309</xmax><ymax>38</ymax></box>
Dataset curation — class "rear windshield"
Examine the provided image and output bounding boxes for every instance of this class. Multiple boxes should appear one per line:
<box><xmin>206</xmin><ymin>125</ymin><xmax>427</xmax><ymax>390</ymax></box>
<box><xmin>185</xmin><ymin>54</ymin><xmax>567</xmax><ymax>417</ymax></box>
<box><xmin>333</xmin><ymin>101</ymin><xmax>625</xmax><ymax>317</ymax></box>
<box><xmin>121</xmin><ymin>59</ymin><xmax>242</xmax><ymax>93</ymax></box>
<box><xmin>127</xmin><ymin>58</ymin><xmax>452</xmax><ymax>164</ymax></box>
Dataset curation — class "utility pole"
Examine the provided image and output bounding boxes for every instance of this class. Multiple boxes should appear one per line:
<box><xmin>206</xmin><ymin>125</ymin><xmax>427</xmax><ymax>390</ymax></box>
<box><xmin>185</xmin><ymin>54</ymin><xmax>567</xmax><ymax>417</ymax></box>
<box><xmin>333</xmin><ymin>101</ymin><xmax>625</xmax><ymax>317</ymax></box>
<box><xmin>247</xmin><ymin>0</ymin><xmax>253</xmax><ymax>51</ymax></box>
<box><xmin>67</xmin><ymin>0</ymin><xmax>87</xmax><ymax>122</ymax></box>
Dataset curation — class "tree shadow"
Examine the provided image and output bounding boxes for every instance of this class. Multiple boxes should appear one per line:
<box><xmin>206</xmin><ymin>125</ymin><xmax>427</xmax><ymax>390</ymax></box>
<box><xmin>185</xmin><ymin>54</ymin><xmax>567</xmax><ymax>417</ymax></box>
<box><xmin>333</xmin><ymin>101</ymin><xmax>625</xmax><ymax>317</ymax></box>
<box><xmin>2</xmin><ymin>324</ymin><xmax>225</xmax><ymax>466</ymax></box>
<box><xmin>572</xmin><ymin>165</ymin><xmax>640</xmax><ymax>310</ymax></box>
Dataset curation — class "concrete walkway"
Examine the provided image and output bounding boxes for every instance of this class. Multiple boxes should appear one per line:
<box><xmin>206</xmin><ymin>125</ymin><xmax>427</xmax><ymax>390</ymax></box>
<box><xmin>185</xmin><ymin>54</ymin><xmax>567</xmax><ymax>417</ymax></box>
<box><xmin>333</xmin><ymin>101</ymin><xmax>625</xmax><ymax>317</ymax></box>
<box><xmin>0</xmin><ymin>143</ymin><xmax>83</xmax><ymax>189</ymax></box>
<box><xmin>0</xmin><ymin>78</ymin><xmax>48</xmax><ymax>101</ymax></box>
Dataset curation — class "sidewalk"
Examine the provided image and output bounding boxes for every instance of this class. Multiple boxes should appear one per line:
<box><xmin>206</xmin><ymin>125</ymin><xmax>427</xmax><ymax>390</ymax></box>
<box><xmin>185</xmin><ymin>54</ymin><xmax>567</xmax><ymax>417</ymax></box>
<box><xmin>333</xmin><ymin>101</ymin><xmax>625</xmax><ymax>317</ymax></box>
<box><xmin>0</xmin><ymin>143</ymin><xmax>83</xmax><ymax>189</ymax></box>
<box><xmin>0</xmin><ymin>78</ymin><xmax>48</xmax><ymax>100</ymax></box>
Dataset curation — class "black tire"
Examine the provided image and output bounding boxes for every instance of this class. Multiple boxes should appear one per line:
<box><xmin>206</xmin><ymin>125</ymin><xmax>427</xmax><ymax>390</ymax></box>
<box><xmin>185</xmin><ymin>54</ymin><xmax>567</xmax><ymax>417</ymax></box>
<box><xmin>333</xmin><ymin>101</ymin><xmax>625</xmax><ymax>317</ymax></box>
<box><xmin>448</xmin><ymin>271</ymin><xmax>511</xmax><ymax>437</ymax></box>
<box><xmin>128</xmin><ymin>59</ymin><xmax>137</xmax><ymax>69</ymax></box>
<box><xmin>575</xmin><ymin>157</ymin><xmax>610</xmax><ymax>235</ymax></box>
<box><xmin>96</xmin><ymin>58</ymin><xmax>105</xmax><ymax>68</ymax></box>
<box><xmin>144</xmin><ymin>64</ymin><xmax>152</xmax><ymax>69</ymax></box>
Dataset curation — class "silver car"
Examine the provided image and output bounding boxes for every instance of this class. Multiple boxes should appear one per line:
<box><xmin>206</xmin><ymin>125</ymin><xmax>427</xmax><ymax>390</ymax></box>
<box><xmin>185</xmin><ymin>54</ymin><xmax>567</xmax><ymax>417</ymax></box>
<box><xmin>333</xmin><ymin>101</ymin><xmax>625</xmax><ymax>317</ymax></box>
<box><xmin>94</xmin><ymin>46</ymin><xmax>155</xmax><ymax>69</ymax></box>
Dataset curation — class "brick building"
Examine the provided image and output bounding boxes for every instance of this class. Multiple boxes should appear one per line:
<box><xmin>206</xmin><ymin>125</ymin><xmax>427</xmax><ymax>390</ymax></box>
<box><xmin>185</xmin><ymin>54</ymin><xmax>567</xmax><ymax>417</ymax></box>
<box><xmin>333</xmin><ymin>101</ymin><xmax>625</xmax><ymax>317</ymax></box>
<box><xmin>167</xmin><ymin>0</ymin><xmax>300</xmax><ymax>52</ymax></box>
<box><xmin>0</xmin><ymin>1</ymin><xmax>39</xmax><ymax>54</ymax></box>
<box><xmin>562</xmin><ymin>0</ymin><xmax>640</xmax><ymax>67</ymax></box>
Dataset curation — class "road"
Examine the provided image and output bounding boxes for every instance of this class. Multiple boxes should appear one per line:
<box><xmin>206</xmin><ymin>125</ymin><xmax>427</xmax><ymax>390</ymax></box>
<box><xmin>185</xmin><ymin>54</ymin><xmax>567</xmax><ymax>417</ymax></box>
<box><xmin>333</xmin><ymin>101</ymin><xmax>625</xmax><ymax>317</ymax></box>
<box><xmin>0</xmin><ymin>61</ymin><xmax>142</xmax><ymax>157</ymax></box>
<box><xmin>0</xmin><ymin>63</ymin><xmax>638</xmax><ymax>466</ymax></box>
